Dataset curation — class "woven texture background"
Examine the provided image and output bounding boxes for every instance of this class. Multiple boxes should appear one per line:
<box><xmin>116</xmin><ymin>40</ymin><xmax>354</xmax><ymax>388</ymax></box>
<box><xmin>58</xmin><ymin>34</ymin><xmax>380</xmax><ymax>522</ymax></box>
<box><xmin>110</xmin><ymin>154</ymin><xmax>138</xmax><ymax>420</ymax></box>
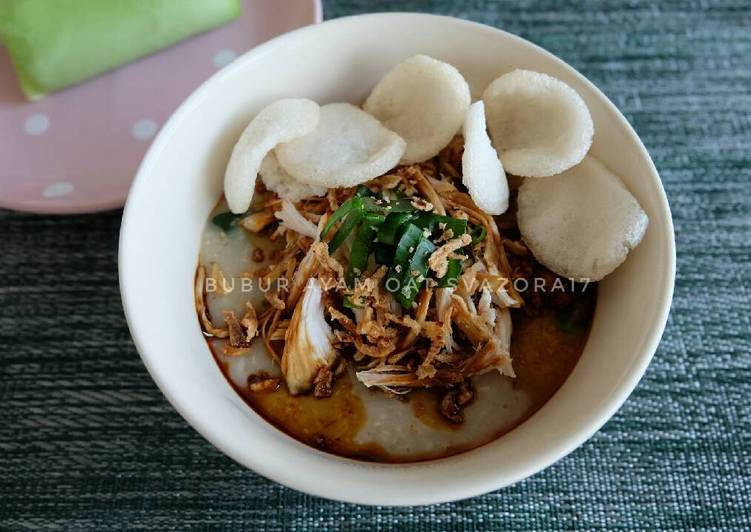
<box><xmin>1</xmin><ymin>0</ymin><xmax>750</xmax><ymax>529</ymax></box>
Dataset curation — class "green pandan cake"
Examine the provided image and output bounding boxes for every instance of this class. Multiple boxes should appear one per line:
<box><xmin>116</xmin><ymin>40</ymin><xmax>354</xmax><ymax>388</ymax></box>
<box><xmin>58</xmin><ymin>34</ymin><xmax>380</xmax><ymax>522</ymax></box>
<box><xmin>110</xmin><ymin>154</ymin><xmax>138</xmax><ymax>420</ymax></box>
<box><xmin>0</xmin><ymin>0</ymin><xmax>242</xmax><ymax>100</ymax></box>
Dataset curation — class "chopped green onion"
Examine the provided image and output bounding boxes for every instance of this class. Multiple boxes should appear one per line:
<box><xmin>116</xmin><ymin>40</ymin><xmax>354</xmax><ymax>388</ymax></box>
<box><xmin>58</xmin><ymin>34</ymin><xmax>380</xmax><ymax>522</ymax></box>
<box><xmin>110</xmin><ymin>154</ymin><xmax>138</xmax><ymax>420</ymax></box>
<box><xmin>322</xmin><ymin>193</ymin><xmax>477</xmax><ymax>294</ymax></box>
<box><xmin>346</xmin><ymin>225</ymin><xmax>377</xmax><ymax>286</ymax></box>
<box><xmin>363</xmin><ymin>211</ymin><xmax>387</xmax><ymax>225</ymax></box>
<box><xmin>392</xmin><ymin>223</ymin><xmax>424</xmax><ymax>265</ymax></box>
<box><xmin>374</xmin><ymin>243</ymin><xmax>394</xmax><ymax>265</ymax></box>
<box><xmin>386</xmin><ymin>224</ymin><xmax>436</xmax><ymax>308</ymax></box>
<box><xmin>329</xmin><ymin>209</ymin><xmax>362</xmax><ymax>253</ymax></box>
<box><xmin>321</xmin><ymin>197</ymin><xmax>362</xmax><ymax>239</ymax></box>
<box><xmin>437</xmin><ymin>259</ymin><xmax>463</xmax><ymax>288</ymax></box>
<box><xmin>355</xmin><ymin>185</ymin><xmax>374</xmax><ymax>197</ymax></box>
<box><xmin>342</xmin><ymin>296</ymin><xmax>362</xmax><ymax>309</ymax></box>
<box><xmin>387</xmin><ymin>197</ymin><xmax>418</xmax><ymax>213</ymax></box>
<box><xmin>395</xmin><ymin>237</ymin><xmax>436</xmax><ymax>308</ymax></box>
<box><xmin>470</xmin><ymin>225</ymin><xmax>487</xmax><ymax>245</ymax></box>
<box><xmin>360</xmin><ymin>196</ymin><xmax>393</xmax><ymax>216</ymax></box>
<box><xmin>377</xmin><ymin>211</ymin><xmax>416</xmax><ymax>245</ymax></box>
<box><xmin>414</xmin><ymin>213</ymin><xmax>467</xmax><ymax>237</ymax></box>
<box><xmin>211</xmin><ymin>211</ymin><xmax>242</xmax><ymax>232</ymax></box>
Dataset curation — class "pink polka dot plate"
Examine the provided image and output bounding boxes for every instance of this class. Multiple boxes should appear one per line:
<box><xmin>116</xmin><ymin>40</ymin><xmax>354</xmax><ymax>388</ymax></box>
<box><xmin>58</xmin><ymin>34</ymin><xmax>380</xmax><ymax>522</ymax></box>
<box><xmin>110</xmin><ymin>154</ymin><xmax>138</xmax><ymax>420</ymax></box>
<box><xmin>0</xmin><ymin>0</ymin><xmax>322</xmax><ymax>214</ymax></box>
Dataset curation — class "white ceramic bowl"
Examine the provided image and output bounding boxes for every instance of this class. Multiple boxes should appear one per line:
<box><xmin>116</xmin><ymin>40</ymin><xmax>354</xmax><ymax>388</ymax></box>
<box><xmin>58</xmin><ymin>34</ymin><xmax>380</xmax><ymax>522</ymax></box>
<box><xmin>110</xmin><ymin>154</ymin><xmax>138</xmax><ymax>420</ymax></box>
<box><xmin>119</xmin><ymin>13</ymin><xmax>675</xmax><ymax>505</ymax></box>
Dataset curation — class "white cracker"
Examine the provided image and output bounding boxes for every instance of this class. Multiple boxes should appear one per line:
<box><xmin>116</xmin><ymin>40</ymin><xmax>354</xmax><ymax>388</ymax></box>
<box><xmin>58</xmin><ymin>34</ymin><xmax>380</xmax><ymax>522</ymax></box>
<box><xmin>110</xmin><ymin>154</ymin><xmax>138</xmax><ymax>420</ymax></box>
<box><xmin>517</xmin><ymin>156</ymin><xmax>649</xmax><ymax>281</ymax></box>
<box><xmin>483</xmin><ymin>69</ymin><xmax>593</xmax><ymax>177</ymax></box>
<box><xmin>260</xmin><ymin>151</ymin><xmax>326</xmax><ymax>202</ymax></box>
<box><xmin>275</xmin><ymin>103</ymin><xmax>405</xmax><ymax>188</ymax></box>
<box><xmin>274</xmin><ymin>200</ymin><xmax>318</xmax><ymax>239</ymax></box>
<box><xmin>363</xmin><ymin>55</ymin><xmax>471</xmax><ymax>164</ymax></box>
<box><xmin>462</xmin><ymin>101</ymin><xmax>509</xmax><ymax>215</ymax></box>
<box><xmin>224</xmin><ymin>98</ymin><xmax>320</xmax><ymax>213</ymax></box>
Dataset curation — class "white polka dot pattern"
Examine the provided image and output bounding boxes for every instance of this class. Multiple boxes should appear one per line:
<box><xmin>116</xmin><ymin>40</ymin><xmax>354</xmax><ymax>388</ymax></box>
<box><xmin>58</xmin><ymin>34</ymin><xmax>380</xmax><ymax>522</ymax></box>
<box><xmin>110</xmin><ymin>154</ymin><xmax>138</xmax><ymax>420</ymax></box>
<box><xmin>132</xmin><ymin>119</ymin><xmax>158</xmax><ymax>141</ymax></box>
<box><xmin>24</xmin><ymin>114</ymin><xmax>50</xmax><ymax>135</ymax></box>
<box><xmin>42</xmin><ymin>181</ymin><xmax>74</xmax><ymax>198</ymax></box>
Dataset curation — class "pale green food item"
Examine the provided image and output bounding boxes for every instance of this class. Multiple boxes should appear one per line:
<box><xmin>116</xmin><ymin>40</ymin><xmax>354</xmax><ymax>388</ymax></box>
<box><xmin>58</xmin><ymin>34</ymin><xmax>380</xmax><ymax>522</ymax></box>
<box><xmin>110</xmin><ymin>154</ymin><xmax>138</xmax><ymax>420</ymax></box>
<box><xmin>0</xmin><ymin>0</ymin><xmax>242</xmax><ymax>100</ymax></box>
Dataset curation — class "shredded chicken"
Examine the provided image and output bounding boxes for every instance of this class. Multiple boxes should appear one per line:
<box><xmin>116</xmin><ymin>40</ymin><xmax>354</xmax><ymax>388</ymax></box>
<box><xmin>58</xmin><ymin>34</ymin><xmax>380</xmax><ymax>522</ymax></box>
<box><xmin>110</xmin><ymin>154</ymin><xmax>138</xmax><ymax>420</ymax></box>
<box><xmin>370</xmin><ymin>173</ymin><xmax>401</xmax><ymax>189</ymax></box>
<box><xmin>274</xmin><ymin>200</ymin><xmax>318</xmax><ymax>239</ymax></box>
<box><xmin>265</xmin><ymin>291</ymin><xmax>286</xmax><ymax>311</ymax></box>
<box><xmin>224</xmin><ymin>309</ymin><xmax>254</xmax><ymax>348</ymax></box>
<box><xmin>428</xmin><ymin>233</ymin><xmax>471</xmax><ymax>278</ymax></box>
<box><xmin>406</xmin><ymin>165</ymin><xmax>446</xmax><ymax>215</ymax></box>
<box><xmin>400</xmin><ymin>287</ymin><xmax>432</xmax><ymax>349</ymax></box>
<box><xmin>313</xmin><ymin>367</ymin><xmax>334</xmax><ymax>398</ymax></box>
<box><xmin>195</xmin><ymin>266</ymin><xmax>228</xmax><ymax>338</ymax></box>
<box><xmin>209</xmin><ymin>263</ymin><xmax>229</xmax><ymax>295</ymax></box>
<box><xmin>240</xmin><ymin>211</ymin><xmax>276</xmax><ymax>232</ymax></box>
<box><xmin>440</xmin><ymin>381</ymin><xmax>474</xmax><ymax>424</ymax></box>
<box><xmin>280</xmin><ymin>278</ymin><xmax>338</xmax><ymax>395</ymax></box>
<box><xmin>355</xmin><ymin>365</ymin><xmax>464</xmax><ymax>392</ymax></box>
<box><xmin>461</xmin><ymin>308</ymin><xmax>515</xmax><ymax>378</ymax></box>
<box><xmin>247</xmin><ymin>372</ymin><xmax>281</xmax><ymax>393</ymax></box>
<box><xmin>287</xmin><ymin>241</ymin><xmax>319</xmax><ymax>307</ymax></box>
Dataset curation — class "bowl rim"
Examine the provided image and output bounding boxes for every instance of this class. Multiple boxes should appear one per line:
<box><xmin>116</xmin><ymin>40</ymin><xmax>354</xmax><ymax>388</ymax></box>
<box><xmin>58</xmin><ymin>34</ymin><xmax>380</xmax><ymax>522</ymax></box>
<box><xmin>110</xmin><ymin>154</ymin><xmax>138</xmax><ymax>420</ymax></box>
<box><xmin>119</xmin><ymin>12</ymin><xmax>676</xmax><ymax>505</ymax></box>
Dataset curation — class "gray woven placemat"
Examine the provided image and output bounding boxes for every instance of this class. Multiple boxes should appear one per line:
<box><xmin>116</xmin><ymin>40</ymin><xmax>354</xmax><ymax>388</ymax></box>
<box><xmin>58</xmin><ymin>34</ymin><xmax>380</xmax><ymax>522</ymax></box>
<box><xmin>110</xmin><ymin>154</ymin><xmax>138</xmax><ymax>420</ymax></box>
<box><xmin>1</xmin><ymin>0</ymin><xmax>750</xmax><ymax>529</ymax></box>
